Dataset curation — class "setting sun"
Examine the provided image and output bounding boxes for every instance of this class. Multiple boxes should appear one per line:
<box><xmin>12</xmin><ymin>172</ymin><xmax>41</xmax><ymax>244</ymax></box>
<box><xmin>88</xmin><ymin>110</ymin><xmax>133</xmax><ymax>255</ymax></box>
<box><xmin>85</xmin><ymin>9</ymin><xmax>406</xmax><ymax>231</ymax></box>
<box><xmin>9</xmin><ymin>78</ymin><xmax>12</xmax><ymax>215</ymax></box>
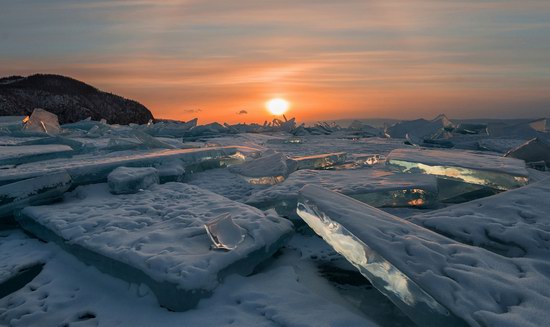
<box><xmin>266</xmin><ymin>98</ymin><xmax>290</xmax><ymax>116</ymax></box>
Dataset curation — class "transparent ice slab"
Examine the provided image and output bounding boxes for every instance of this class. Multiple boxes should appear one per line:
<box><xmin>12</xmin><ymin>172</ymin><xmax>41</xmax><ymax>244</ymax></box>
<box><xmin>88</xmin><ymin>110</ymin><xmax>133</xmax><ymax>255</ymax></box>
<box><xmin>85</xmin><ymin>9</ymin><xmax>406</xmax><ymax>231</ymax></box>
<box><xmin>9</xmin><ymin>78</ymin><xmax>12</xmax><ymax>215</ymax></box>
<box><xmin>17</xmin><ymin>183</ymin><xmax>293</xmax><ymax>311</ymax></box>
<box><xmin>0</xmin><ymin>144</ymin><xmax>74</xmax><ymax>166</ymax></box>
<box><xmin>293</xmin><ymin>152</ymin><xmax>347</xmax><ymax>170</ymax></box>
<box><xmin>107</xmin><ymin>166</ymin><xmax>159</xmax><ymax>194</ymax></box>
<box><xmin>23</xmin><ymin>109</ymin><xmax>61</xmax><ymax>135</ymax></box>
<box><xmin>246</xmin><ymin>169</ymin><xmax>438</xmax><ymax>218</ymax></box>
<box><xmin>296</xmin><ymin>185</ymin><xmax>466</xmax><ymax>327</ymax></box>
<box><xmin>0</xmin><ymin>146</ymin><xmax>253</xmax><ymax>187</ymax></box>
<box><xmin>230</xmin><ymin>152</ymin><xmax>296</xmax><ymax>185</ymax></box>
<box><xmin>204</xmin><ymin>214</ymin><xmax>246</xmax><ymax>250</ymax></box>
<box><xmin>386</xmin><ymin>148</ymin><xmax>529</xmax><ymax>190</ymax></box>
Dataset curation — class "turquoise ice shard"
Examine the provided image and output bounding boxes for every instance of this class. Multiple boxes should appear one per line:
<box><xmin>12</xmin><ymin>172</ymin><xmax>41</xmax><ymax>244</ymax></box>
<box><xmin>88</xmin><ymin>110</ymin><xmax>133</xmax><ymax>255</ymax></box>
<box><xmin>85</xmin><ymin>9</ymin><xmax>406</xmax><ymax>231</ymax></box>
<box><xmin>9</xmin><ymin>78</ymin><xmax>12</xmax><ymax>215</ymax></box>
<box><xmin>386</xmin><ymin>148</ymin><xmax>529</xmax><ymax>190</ymax></box>
<box><xmin>0</xmin><ymin>172</ymin><xmax>72</xmax><ymax>219</ymax></box>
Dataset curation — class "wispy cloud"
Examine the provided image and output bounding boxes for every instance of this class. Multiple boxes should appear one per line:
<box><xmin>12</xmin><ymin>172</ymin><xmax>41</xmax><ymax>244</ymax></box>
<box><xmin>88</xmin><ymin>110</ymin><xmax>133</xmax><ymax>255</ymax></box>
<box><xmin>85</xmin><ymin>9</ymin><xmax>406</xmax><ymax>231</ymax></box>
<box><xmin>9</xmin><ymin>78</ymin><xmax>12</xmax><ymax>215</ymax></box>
<box><xmin>1</xmin><ymin>0</ymin><xmax>549</xmax><ymax>122</ymax></box>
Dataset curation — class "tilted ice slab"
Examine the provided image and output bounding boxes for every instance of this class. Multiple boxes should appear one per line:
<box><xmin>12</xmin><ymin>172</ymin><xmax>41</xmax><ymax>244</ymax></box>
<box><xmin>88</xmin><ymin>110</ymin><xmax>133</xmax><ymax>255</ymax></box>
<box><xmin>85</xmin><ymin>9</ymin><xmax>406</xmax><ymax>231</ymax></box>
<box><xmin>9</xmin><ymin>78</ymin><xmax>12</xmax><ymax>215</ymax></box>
<box><xmin>246</xmin><ymin>169</ymin><xmax>438</xmax><ymax>217</ymax></box>
<box><xmin>17</xmin><ymin>183</ymin><xmax>293</xmax><ymax>311</ymax></box>
<box><xmin>386</xmin><ymin>148</ymin><xmax>529</xmax><ymax>190</ymax></box>
<box><xmin>0</xmin><ymin>144</ymin><xmax>73</xmax><ymax>166</ymax></box>
<box><xmin>292</xmin><ymin>152</ymin><xmax>347</xmax><ymax>170</ymax></box>
<box><xmin>297</xmin><ymin>185</ymin><xmax>550</xmax><ymax>327</ymax></box>
<box><xmin>409</xmin><ymin>178</ymin><xmax>550</xmax><ymax>258</ymax></box>
<box><xmin>0</xmin><ymin>146</ymin><xmax>253</xmax><ymax>187</ymax></box>
<box><xmin>0</xmin><ymin>172</ymin><xmax>72</xmax><ymax>219</ymax></box>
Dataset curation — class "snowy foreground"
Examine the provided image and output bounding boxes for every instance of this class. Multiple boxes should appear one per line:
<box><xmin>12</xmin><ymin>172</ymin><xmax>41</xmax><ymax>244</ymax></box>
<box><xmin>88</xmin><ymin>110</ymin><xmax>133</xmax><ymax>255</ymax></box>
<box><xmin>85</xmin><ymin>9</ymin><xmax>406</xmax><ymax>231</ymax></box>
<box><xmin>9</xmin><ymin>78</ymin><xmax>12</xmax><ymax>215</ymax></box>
<box><xmin>0</xmin><ymin>113</ymin><xmax>549</xmax><ymax>327</ymax></box>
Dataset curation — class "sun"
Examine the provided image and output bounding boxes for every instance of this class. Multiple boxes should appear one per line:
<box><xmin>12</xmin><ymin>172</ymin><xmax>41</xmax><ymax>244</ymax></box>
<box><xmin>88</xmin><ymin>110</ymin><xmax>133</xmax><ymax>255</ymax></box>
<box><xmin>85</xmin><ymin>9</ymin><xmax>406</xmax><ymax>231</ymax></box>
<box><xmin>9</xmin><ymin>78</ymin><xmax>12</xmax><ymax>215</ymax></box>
<box><xmin>266</xmin><ymin>98</ymin><xmax>290</xmax><ymax>115</ymax></box>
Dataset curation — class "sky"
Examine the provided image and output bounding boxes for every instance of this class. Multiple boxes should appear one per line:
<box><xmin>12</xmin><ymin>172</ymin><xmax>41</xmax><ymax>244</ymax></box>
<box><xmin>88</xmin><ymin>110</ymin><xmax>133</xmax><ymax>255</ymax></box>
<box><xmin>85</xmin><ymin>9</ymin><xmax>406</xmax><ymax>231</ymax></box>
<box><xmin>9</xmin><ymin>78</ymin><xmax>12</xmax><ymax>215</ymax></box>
<box><xmin>1</xmin><ymin>0</ymin><xmax>550</xmax><ymax>123</ymax></box>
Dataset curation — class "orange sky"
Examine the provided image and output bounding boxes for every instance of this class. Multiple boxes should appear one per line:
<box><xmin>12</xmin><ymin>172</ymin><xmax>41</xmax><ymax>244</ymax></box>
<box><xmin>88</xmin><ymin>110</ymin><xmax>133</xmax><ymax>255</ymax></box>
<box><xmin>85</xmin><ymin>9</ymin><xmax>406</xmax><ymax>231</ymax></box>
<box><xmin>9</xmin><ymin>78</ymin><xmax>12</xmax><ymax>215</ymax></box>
<box><xmin>1</xmin><ymin>1</ymin><xmax>550</xmax><ymax>123</ymax></box>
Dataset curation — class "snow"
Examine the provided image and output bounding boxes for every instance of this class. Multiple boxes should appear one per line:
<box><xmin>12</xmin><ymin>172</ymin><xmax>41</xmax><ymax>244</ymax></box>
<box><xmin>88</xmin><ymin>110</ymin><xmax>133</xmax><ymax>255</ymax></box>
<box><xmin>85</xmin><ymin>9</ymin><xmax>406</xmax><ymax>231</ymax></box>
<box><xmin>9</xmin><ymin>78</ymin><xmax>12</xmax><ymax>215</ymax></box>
<box><xmin>297</xmin><ymin>184</ymin><xmax>550</xmax><ymax>327</ymax></box>
<box><xmin>17</xmin><ymin>183</ymin><xmax>293</xmax><ymax>311</ymax></box>
<box><xmin>408</xmin><ymin>177</ymin><xmax>550</xmax><ymax>258</ymax></box>
<box><xmin>386</xmin><ymin>148</ymin><xmax>529</xmax><ymax>190</ymax></box>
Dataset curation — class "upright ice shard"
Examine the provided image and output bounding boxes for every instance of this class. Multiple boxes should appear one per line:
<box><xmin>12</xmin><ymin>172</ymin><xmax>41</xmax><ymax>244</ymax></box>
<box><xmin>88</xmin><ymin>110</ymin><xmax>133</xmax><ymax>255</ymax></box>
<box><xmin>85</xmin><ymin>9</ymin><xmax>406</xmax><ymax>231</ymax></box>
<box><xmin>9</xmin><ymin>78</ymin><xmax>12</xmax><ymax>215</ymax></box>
<box><xmin>246</xmin><ymin>169</ymin><xmax>438</xmax><ymax>217</ymax></box>
<box><xmin>17</xmin><ymin>183</ymin><xmax>293</xmax><ymax>311</ymax></box>
<box><xmin>0</xmin><ymin>172</ymin><xmax>72</xmax><ymax>218</ymax></box>
<box><xmin>297</xmin><ymin>185</ymin><xmax>550</xmax><ymax>327</ymax></box>
<box><xmin>386</xmin><ymin>148</ymin><xmax>529</xmax><ymax>190</ymax></box>
<box><xmin>107</xmin><ymin>166</ymin><xmax>159</xmax><ymax>194</ymax></box>
<box><xmin>293</xmin><ymin>152</ymin><xmax>347</xmax><ymax>170</ymax></box>
<box><xmin>0</xmin><ymin>144</ymin><xmax>73</xmax><ymax>166</ymax></box>
<box><xmin>505</xmin><ymin>137</ymin><xmax>550</xmax><ymax>170</ymax></box>
<box><xmin>23</xmin><ymin>109</ymin><xmax>61</xmax><ymax>135</ymax></box>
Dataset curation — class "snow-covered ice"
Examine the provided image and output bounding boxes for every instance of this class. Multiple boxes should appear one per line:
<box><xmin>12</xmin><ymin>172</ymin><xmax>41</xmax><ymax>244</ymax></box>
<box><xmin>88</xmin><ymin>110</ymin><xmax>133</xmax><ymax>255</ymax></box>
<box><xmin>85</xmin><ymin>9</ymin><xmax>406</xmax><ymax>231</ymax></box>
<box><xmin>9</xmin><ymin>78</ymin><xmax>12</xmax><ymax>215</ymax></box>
<box><xmin>16</xmin><ymin>183</ymin><xmax>293</xmax><ymax>311</ymax></box>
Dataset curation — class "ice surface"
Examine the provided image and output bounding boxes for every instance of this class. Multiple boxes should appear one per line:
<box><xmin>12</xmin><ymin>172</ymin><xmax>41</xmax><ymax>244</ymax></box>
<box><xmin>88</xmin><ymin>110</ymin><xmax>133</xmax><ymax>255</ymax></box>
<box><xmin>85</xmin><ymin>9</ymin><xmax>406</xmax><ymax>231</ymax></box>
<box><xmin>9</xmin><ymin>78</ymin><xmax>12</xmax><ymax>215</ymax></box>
<box><xmin>386</xmin><ymin>148</ymin><xmax>529</xmax><ymax>190</ymax></box>
<box><xmin>23</xmin><ymin>108</ymin><xmax>61</xmax><ymax>135</ymax></box>
<box><xmin>409</xmin><ymin>178</ymin><xmax>550</xmax><ymax>258</ymax></box>
<box><xmin>0</xmin><ymin>172</ymin><xmax>72</xmax><ymax>218</ymax></box>
<box><xmin>0</xmin><ymin>144</ymin><xmax>73</xmax><ymax>166</ymax></box>
<box><xmin>297</xmin><ymin>185</ymin><xmax>550</xmax><ymax>327</ymax></box>
<box><xmin>0</xmin><ymin>146</ymin><xmax>249</xmax><ymax>187</ymax></box>
<box><xmin>17</xmin><ymin>183</ymin><xmax>293</xmax><ymax>311</ymax></box>
<box><xmin>246</xmin><ymin>169</ymin><xmax>438</xmax><ymax>217</ymax></box>
<box><xmin>205</xmin><ymin>214</ymin><xmax>246</xmax><ymax>250</ymax></box>
<box><xmin>107</xmin><ymin>166</ymin><xmax>159</xmax><ymax>194</ymax></box>
<box><xmin>187</xmin><ymin>168</ymin><xmax>267</xmax><ymax>202</ymax></box>
<box><xmin>230</xmin><ymin>152</ymin><xmax>296</xmax><ymax>185</ymax></box>
<box><xmin>293</xmin><ymin>152</ymin><xmax>347</xmax><ymax>170</ymax></box>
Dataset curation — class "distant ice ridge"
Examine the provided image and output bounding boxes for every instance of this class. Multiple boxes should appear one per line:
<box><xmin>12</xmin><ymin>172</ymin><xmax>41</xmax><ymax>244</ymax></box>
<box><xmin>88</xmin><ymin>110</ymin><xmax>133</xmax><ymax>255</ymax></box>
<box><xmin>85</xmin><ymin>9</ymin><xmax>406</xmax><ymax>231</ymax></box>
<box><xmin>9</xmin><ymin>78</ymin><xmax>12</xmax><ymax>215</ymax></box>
<box><xmin>297</xmin><ymin>184</ymin><xmax>550</xmax><ymax>327</ymax></box>
<box><xmin>386</xmin><ymin>148</ymin><xmax>529</xmax><ymax>190</ymax></box>
<box><xmin>17</xmin><ymin>183</ymin><xmax>293</xmax><ymax>311</ymax></box>
<box><xmin>0</xmin><ymin>146</ymin><xmax>256</xmax><ymax>187</ymax></box>
<box><xmin>0</xmin><ymin>144</ymin><xmax>73</xmax><ymax>166</ymax></box>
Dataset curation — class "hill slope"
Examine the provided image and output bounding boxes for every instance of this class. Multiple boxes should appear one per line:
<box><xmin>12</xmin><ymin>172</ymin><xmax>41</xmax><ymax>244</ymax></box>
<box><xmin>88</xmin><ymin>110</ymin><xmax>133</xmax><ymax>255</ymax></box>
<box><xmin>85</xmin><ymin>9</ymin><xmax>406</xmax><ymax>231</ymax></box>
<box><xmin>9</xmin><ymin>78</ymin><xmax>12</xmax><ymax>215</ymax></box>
<box><xmin>0</xmin><ymin>74</ymin><xmax>154</xmax><ymax>125</ymax></box>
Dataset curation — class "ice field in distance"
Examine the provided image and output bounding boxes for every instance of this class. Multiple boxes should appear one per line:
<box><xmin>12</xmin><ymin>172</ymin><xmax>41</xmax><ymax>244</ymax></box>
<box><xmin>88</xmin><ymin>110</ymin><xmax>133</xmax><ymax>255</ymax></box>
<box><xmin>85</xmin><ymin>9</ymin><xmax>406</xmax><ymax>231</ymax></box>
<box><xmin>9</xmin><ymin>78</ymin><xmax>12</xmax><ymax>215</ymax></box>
<box><xmin>0</xmin><ymin>110</ymin><xmax>549</xmax><ymax>326</ymax></box>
